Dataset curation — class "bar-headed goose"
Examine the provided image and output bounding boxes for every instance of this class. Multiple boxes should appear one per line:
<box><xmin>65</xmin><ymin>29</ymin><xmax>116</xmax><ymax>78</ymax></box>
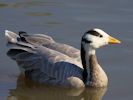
<box><xmin>5</xmin><ymin>28</ymin><xmax>121</xmax><ymax>88</ymax></box>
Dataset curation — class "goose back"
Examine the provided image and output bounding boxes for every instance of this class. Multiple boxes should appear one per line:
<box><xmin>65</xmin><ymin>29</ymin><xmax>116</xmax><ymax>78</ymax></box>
<box><xmin>6</xmin><ymin>30</ymin><xmax>84</xmax><ymax>88</ymax></box>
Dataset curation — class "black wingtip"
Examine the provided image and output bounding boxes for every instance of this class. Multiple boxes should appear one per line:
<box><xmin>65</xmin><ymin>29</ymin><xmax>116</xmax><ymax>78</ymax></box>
<box><xmin>19</xmin><ymin>31</ymin><xmax>27</xmax><ymax>36</ymax></box>
<box><xmin>18</xmin><ymin>31</ymin><xmax>28</xmax><ymax>42</ymax></box>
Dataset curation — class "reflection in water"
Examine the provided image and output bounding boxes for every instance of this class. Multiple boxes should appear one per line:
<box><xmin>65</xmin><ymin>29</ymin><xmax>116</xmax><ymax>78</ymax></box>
<box><xmin>28</xmin><ymin>12</ymin><xmax>52</xmax><ymax>16</ymax></box>
<box><xmin>7</xmin><ymin>1</ymin><xmax>64</xmax><ymax>8</ymax></box>
<box><xmin>0</xmin><ymin>1</ymin><xmax>62</xmax><ymax>8</ymax></box>
<box><xmin>0</xmin><ymin>3</ymin><xmax>8</xmax><ymax>7</ymax></box>
<box><xmin>7</xmin><ymin>74</ymin><xmax>107</xmax><ymax>100</ymax></box>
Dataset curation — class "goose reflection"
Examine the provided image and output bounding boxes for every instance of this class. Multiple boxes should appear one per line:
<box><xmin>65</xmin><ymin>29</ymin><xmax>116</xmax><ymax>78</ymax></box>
<box><xmin>7</xmin><ymin>74</ymin><xmax>107</xmax><ymax>100</ymax></box>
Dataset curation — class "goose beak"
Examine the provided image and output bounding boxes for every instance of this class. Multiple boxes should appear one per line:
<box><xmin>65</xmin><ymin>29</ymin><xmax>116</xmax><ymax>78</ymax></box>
<box><xmin>108</xmin><ymin>36</ymin><xmax>121</xmax><ymax>44</ymax></box>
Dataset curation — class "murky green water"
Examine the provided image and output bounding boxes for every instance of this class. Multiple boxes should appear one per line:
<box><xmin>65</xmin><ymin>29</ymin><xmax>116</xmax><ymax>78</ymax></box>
<box><xmin>0</xmin><ymin>0</ymin><xmax>133</xmax><ymax>100</ymax></box>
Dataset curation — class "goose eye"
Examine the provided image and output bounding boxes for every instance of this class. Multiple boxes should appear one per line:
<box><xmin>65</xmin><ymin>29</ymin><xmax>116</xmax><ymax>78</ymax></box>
<box><xmin>99</xmin><ymin>35</ymin><xmax>103</xmax><ymax>38</ymax></box>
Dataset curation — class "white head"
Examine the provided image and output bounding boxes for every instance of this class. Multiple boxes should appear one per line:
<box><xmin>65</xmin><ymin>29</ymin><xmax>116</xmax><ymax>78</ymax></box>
<box><xmin>81</xmin><ymin>28</ymin><xmax>121</xmax><ymax>54</ymax></box>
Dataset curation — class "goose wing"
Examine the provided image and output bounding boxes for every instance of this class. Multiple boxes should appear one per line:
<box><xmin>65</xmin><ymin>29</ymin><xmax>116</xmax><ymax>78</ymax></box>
<box><xmin>18</xmin><ymin>31</ymin><xmax>80</xmax><ymax>61</ymax></box>
<box><xmin>5</xmin><ymin>30</ymin><xmax>83</xmax><ymax>87</ymax></box>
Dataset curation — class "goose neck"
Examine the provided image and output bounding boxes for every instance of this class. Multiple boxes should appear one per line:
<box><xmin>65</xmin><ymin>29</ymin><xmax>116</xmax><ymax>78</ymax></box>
<box><xmin>81</xmin><ymin>45</ymin><xmax>108</xmax><ymax>87</ymax></box>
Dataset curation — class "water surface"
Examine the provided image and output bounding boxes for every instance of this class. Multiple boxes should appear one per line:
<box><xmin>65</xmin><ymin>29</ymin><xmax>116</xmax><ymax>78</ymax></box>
<box><xmin>0</xmin><ymin>0</ymin><xmax>133</xmax><ymax>100</ymax></box>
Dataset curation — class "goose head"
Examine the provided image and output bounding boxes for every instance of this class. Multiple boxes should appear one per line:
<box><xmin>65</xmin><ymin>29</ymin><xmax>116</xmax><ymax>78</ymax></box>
<box><xmin>81</xmin><ymin>28</ymin><xmax>121</xmax><ymax>52</ymax></box>
<box><xmin>81</xmin><ymin>28</ymin><xmax>121</xmax><ymax>86</ymax></box>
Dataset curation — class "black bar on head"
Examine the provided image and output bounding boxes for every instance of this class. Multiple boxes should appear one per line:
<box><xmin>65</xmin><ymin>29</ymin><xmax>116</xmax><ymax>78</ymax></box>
<box><xmin>82</xmin><ymin>38</ymin><xmax>91</xmax><ymax>43</ymax></box>
<box><xmin>86</xmin><ymin>30</ymin><xmax>103</xmax><ymax>37</ymax></box>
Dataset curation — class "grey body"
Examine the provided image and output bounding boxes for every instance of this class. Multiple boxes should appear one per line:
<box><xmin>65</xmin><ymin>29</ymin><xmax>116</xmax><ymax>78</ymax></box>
<box><xmin>5</xmin><ymin>30</ymin><xmax>109</xmax><ymax>88</ymax></box>
<box><xmin>6</xmin><ymin>31</ymin><xmax>85</xmax><ymax>88</ymax></box>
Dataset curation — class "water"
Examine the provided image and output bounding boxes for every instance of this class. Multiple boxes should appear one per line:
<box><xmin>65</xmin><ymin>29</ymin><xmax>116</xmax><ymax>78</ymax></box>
<box><xmin>0</xmin><ymin>0</ymin><xmax>133</xmax><ymax>100</ymax></box>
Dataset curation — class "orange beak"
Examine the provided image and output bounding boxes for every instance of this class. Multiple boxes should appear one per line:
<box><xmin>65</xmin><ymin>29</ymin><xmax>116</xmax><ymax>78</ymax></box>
<box><xmin>108</xmin><ymin>36</ymin><xmax>121</xmax><ymax>44</ymax></box>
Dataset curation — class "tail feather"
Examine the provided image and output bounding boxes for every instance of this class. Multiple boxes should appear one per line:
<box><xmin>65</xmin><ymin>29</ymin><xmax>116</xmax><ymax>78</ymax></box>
<box><xmin>5</xmin><ymin>30</ymin><xmax>36</xmax><ymax>52</ymax></box>
<box><xmin>5</xmin><ymin>30</ymin><xmax>19</xmax><ymax>43</ymax></box>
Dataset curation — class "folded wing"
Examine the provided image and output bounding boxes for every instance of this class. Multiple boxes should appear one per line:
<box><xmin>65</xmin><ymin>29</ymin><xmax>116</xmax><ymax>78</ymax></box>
<box><xmin>5</xmin><ymin>30</ymin><xmax>83</xmax><ymax>86</ymax></box>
